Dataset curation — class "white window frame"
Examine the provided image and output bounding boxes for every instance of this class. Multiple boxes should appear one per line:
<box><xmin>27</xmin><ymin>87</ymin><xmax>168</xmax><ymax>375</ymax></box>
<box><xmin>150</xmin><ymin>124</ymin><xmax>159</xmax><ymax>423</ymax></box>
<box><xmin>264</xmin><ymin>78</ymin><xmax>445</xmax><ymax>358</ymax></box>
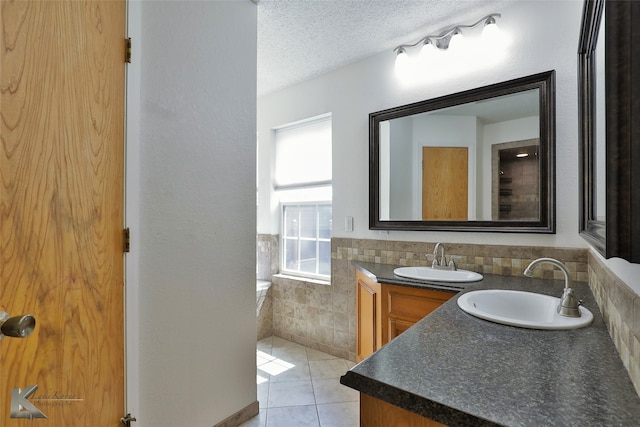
<box><xmin>280</xmin><ymin>202</ymin><xmax>331</xmax><ymax>281</ymax></box>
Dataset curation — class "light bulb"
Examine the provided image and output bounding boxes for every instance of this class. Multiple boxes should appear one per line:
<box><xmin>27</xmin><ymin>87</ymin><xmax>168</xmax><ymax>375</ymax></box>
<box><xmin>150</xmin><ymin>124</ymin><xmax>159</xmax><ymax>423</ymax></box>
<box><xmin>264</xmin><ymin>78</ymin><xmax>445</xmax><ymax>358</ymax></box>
<box><xmin>447</xmin><ymin>30</ymin><xmax>465</xmax><ymax>52</ymax></box>
<box><xmin>419</xmin><ymin>40</ymin><xmax>437</xmax><ymax>64</ymax></box>
<box><xmin>482</xmin><ymin>18</ymin><xmax>501</xmax><ymax>44</ymax></box>
<box><xmin>395</xmin><ymin>48</ymin><xmax>410</xmax><ymax>76</ymax></box>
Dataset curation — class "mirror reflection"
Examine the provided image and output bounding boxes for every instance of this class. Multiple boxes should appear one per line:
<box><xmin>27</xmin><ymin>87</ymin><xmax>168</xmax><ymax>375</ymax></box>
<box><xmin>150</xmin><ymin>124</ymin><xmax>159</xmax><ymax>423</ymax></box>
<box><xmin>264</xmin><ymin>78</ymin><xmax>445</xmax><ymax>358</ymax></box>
<box><xmin>379</xmin><ymin>90</ymin><xmax>540</xmax><ymax>221</ymax></box>
<box><xmin>594</xmin><ymin>7</ymin><xmax>606</xmax><ymax>222</ymax></box>
<box><xmin>370</xmin><ymin>71</ymin><xmax>555</xmax><ymax>233</ymax></box>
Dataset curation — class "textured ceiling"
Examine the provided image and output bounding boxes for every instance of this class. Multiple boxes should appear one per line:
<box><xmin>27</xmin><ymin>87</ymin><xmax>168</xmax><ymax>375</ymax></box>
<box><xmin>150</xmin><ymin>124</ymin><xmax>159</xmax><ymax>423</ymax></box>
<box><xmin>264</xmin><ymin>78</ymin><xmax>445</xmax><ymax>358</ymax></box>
<box><xmin>257</xmin><ymin>0</ymin><xmax>514</xmax><ymax>96</ymax></box>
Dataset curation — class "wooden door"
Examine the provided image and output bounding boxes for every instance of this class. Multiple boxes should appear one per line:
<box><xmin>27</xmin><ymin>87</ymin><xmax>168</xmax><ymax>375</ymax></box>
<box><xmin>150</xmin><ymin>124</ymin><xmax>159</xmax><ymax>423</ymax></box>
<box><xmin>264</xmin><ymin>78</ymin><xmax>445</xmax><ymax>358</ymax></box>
<box><xmin>1</xmin><ymin>1</ymin><xmax>126</xmax><ymax>426</ymax></box>
<box><xmin>422</xmin><ymin>147</ymin><xmax>468</xmax><ymax>220</ymax></box>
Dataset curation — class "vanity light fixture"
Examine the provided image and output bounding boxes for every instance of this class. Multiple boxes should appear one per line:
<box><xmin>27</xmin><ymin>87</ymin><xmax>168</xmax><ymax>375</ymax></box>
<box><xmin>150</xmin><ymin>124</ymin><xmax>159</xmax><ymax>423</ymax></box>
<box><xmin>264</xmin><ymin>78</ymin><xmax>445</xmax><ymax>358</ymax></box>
<box><xmin>394</xmin><ymin>13</ymin><xmax>501</xmax><ymax>68</ymax></box>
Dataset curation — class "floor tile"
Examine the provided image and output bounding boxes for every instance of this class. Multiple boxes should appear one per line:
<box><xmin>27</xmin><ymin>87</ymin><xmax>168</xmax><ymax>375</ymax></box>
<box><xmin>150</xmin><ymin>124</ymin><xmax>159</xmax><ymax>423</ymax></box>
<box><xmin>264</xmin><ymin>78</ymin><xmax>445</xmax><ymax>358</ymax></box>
<box><xmin>259</xmin><ymin>358</ymin><xmax>296</xmax><ymax>378</ymax></box>
<box><xmin>265</xmin><ymin>405</ymin><xmax>320</xmax><ymax>427</ymax></box>
<box><xmin>271</xmin><ymin>345</ymin><xmax>309</xmax><ymax>364</ymax></box>
<box><xmin>257</xmin><ymin>337</ymin><xmax>273</xmax><ymax>353</ymax></box>
<box><xmin>245</xmin><ymin>337</ymin><xmax>360</xmax><ymax>427</ymax></box>
<box><xmin>316</xmin><ymin>402</ymin><xmax>359</xmax><ymax>427</ymax></box>
<box><xmin>269</xmin><ymin>360</ymin><xmax>311</xmax><ymax>383</ymax></box>
<box><xmin>309</xmin><ymin>359</ymin><xmax>351</xmax><ymax>380</ymax></box>
<box><xmin>257</xmin><ymin>382</ymin><xmax>269</xmax><ymax>407</ymax></box>
<box><xmin>312</xmin><ymin>378</ymin><xmax>359</xmax><ymax>405</ymax></box>
<box><xmin>306</xmin><ymin>347</ymin><xmax>338</xmax><ymax>361</ymax></box>
<box><xmin>257</xmin><ymin>350</ymin><xmax>276</xmax><ymax>366</ymax></box>
<box><xmin>268</xmin><ymin>380</ymin><xmax>316</xmax><ymax>407</ymax></box>
<box><xmin>240</xmin><ymin>409</ymin><xmax>266</xmax><ymax>427</ymax></box>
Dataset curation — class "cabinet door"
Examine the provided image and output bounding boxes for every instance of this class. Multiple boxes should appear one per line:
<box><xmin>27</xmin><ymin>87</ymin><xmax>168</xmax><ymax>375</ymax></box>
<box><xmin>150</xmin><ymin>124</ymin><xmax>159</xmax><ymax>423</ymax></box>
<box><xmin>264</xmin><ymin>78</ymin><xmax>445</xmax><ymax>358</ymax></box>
<box><xmin>356</xmin><ymin>271</ymin><xmax>381</xmax><ymax>362</ymax></box>
<box><xmin>382</xmin><ymin>284</ymin><xmax>455</xmax><ymax>344</ymax></box>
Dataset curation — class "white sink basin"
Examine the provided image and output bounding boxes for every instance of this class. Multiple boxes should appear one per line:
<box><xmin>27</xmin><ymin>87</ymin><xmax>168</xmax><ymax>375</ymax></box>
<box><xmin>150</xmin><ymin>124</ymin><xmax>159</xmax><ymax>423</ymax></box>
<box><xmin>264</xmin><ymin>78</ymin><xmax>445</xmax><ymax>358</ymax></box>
<box><xmin>457</xmin><ymin>289</ymin><xmax>593</xmax><ymax>330</ymax></box>
<box><xmin>393</xmin><ymin>266</ymin><xmax>483</xmax><ymax>283</ymax></box>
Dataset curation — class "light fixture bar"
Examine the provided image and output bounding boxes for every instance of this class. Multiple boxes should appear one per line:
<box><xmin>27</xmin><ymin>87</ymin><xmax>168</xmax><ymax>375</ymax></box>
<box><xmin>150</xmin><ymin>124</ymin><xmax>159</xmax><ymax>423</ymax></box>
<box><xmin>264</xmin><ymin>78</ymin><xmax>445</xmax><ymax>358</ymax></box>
<box><xmin>393</xmin><ymin>13</ymin><xmax>501</xmax><ymax>53</ymax></box>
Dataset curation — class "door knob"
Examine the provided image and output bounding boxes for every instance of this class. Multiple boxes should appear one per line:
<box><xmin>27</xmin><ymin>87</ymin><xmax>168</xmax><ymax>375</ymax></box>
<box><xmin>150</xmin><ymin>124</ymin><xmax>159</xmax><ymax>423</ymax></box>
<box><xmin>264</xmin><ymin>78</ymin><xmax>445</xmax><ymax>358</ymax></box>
<box><xmin>120</xmin><ymin>413</ymin><xmax>137</xmax><ymax>426</ymax></box>
<box><xmin>0</xmin><ymin>312</ymin><xmax>36</xmax><ymax>339</ymax></box>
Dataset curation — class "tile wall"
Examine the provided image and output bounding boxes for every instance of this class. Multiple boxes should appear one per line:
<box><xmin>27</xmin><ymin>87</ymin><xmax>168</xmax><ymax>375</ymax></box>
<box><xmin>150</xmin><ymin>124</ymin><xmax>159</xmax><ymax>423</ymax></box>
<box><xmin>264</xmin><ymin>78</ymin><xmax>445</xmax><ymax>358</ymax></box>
<box><xmin>587</xmin><ymin>251</ymin><xmax>640</xmax><ymax>395</ymax></box>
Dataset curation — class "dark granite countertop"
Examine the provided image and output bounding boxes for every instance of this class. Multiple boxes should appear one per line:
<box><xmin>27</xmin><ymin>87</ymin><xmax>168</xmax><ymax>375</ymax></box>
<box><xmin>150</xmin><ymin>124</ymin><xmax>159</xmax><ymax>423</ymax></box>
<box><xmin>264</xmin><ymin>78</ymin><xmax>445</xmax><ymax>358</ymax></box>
<box><xmin>341</xmin><ymin>262</ymin><xmax>640</xmax><ymax>426</ymax></box>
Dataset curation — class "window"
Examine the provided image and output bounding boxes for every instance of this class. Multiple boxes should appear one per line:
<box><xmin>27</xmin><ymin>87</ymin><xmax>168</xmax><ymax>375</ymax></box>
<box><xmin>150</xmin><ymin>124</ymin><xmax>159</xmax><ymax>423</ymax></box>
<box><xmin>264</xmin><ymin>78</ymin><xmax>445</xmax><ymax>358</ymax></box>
<box><xmin>281</xmin><ymin>203</ymin><xmax>331</xmax><ymax>279</ymax></box>
<box><xmin>274</xmin><ymin>115</ymin><xmax>331</xmax><ymax>189</ymax></box>
<box><xmin>274</xmin><ymin>114</ymin><xmax>332</xmax><ymax>280</ymax></box>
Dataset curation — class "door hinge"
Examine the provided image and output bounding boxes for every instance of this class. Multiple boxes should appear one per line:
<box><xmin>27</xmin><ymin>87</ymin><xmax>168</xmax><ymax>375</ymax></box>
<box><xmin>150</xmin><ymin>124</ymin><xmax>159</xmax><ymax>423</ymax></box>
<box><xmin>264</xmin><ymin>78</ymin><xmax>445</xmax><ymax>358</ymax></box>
<box><xmin>120</xmin><ymin>413</ymin><xmax>137</xmax><ymax>426</ymax></box>
<box><xmin>123</xmin><ymin>228</ymin><xmax>131</xmax><ymax>253</ymax></box>
<box><xmin>125</xmin><ymin>38</ymin><xmax>132</xmax><ymax>63</ymax></box>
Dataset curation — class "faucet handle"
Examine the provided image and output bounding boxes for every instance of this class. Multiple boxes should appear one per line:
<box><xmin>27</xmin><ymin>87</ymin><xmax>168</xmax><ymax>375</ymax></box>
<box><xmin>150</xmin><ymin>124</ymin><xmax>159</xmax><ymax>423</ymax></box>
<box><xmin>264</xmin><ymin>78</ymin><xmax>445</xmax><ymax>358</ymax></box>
<box><xmin>558</xmin><ymin>288</ymin><xmax>582</xmax><ymax>317</ymax></box>
<box><xmin>448</xmin><ymin>255</ymin><xmax>463</xmax><ymax>271</ymax></box>
<box><xmin>426</xmin><ymin>253</ymin><xmax>439</xmax><ymax>267</ymax></box>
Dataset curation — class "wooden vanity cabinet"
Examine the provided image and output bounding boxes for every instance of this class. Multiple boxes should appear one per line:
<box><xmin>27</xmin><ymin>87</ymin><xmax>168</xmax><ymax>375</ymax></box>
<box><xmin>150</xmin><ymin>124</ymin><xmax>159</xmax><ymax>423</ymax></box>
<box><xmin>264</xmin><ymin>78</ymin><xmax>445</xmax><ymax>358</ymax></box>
<box><xmin>356</xmin><ymin>270</ymin><xmax>382</xmax><ymax>362</ymax></box>
<box><xmin>356</xmin><ymin>270</ymin><xmax>456</xmax><ymax>362</ymax></box>
<box><xmin>360</xmin><ymin>393</ymin><xmax>447</xmax><ymax>427</ymax></box>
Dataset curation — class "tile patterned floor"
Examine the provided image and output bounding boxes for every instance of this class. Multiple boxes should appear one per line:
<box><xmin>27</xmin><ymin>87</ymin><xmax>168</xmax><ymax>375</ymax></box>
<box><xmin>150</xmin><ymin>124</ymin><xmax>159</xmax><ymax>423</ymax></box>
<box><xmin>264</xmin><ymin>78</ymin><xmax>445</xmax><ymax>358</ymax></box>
<box><xmin>240</xmin><ymin>336</ymin><xmax>359</xmax><ymax>427</ymax></box>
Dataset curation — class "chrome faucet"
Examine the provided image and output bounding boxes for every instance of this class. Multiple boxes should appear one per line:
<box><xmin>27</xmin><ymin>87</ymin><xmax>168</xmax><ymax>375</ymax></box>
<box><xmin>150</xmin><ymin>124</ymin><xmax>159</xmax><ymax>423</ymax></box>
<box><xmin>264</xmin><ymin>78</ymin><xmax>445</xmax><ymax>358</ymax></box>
<box><xmin>430</xmin><ymin>243</ymin><xmax>457</xmax><ymax>271</ymax></box>
<box><xmin>523</xmin><ymin>257</ymin><xmax>582</xmax><ymax>317</ymax></box>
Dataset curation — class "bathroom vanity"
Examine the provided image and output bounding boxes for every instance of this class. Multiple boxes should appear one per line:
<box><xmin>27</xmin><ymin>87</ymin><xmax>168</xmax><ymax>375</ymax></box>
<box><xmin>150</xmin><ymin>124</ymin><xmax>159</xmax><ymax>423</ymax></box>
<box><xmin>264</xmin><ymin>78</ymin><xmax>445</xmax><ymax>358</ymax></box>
<box><xmin>356</xmin><ymin>268</ymin><xmax>456</xmax><ymax>362</ymax></box>
<box><xmin>344</xmin><ymin>262</ymin><xmax>640</xmax><ymax>426</ymax></box>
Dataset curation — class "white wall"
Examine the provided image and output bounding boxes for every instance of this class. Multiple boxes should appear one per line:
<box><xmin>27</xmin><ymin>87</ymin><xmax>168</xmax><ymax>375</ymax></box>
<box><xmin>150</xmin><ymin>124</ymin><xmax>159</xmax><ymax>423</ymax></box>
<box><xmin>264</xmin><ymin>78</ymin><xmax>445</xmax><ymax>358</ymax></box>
<box><xmin>388</xmin><ymin>117</ymin><xmax>413</xmax><ymax>219</ymax></box>
<box><xmin>258</xmin><ymin>0</ymin><xmax>585</xmax><ymax>248</ymax></box>
<box><xmin>138</xmin><ymin>2</ymin><xmax>257</xmax><ymax>426</ymax></box>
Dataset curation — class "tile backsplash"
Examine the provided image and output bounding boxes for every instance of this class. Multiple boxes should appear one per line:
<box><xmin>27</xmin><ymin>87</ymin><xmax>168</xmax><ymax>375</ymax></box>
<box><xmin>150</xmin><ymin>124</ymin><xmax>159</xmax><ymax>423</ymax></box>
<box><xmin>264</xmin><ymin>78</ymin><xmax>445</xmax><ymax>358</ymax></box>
<box><xmin>332</xmin><ymin>238</ymin><xmax>589</xmax><ymax>283</ymax></box>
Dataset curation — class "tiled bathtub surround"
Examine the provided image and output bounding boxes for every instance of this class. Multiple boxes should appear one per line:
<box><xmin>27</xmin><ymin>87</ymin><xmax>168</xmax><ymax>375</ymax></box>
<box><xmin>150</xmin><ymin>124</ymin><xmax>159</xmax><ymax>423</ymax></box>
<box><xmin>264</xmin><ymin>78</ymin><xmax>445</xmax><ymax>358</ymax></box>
<box><xmin>271</xmin><ymin>274</ymin><xmax>354</xmax><ymax>361</ymax></box>
<box><xmin>257</xmin><ymin>281</ymin><xmax>273</xmax><ymax>340</ymax></box>
<box><xmin>588</xmin><ymin>251</ymin><xmax>640</xmax><ymax>395</ymax></box>
<box><xmin>257</xmin><ymin>234</ymin><xmax>279</xmax><ymax>281</ymax></box>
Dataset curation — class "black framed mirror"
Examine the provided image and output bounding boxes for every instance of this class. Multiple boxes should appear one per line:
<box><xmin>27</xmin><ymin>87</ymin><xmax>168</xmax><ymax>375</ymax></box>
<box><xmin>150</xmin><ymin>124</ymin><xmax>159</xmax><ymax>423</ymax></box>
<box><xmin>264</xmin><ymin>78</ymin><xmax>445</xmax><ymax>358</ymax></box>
<box><xmin>578</xmin><ymin>0</ymin><xmax>605</xmax><ymax>253</ymax></box>
<box><xmin>369</xmin><ymin>71</ymin><xmax>556</xmax><ymax>233</ymax></box>
<box><xmin>579</xmin><ymin>0</ymin><xmax>640</xmax><ymax>262</ymax></box>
